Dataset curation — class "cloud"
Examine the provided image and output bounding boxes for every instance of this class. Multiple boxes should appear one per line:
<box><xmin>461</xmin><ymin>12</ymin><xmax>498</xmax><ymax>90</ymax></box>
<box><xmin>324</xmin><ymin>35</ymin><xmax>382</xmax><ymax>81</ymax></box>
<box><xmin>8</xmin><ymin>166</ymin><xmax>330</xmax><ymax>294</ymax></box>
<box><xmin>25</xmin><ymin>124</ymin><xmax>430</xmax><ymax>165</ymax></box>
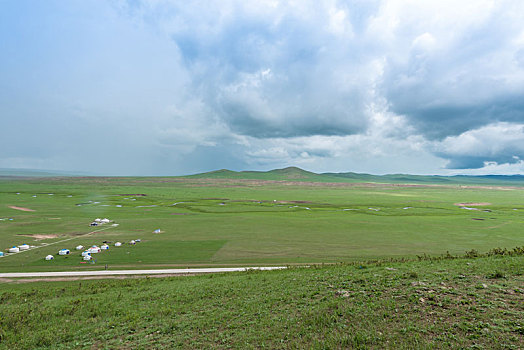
<box><xmin>375</xmin><ymin>0</ymin><xmax>524</xmax><ymax>139</ymax></box>
<box><xmin>433</xmin><ymin>122</ymin><xmax>524</xmax><ymax>168</ymax></box>
<box><xmin>140</xmin><ymin>0</ymin><xmax>384</xmax><ymax>138</ymax></box>
<box><xmin>2</xmin><ymin>0</ymin><xmax>524</xmax><ymax>175</ymax></box>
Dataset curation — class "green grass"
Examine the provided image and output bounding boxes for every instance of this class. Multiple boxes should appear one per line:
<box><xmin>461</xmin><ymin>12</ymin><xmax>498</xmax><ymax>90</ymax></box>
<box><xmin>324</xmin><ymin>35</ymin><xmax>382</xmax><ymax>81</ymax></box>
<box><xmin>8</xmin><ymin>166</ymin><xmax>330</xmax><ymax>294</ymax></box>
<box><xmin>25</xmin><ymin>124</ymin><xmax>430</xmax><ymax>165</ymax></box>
<box><xmin>0</xmin><ymin>253</ymin><xmax>522</xmax><ymax>349</ymax></box>
<box><xmin>1</xmin><ymin>175</ymin><xmax>524</xmax><ymax>271</ymax></box>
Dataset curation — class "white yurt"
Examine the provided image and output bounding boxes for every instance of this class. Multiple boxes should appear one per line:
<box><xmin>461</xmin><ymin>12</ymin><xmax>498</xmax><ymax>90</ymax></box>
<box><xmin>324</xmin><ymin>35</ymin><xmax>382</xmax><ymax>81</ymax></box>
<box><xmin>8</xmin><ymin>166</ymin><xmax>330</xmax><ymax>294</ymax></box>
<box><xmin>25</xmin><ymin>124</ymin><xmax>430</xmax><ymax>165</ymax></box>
<box><xmin>114</xmin><ymin>242</ymin><xmax>122</xmax><ymax>247</ymax></box>
<box><xmin>45</xmin><ymin>255</ymin><xmax>54</xmax><ymax>260</ymax></box>
<box><xmin>101</xmin><ymin>244</ymin><xmax>109</xmax><ymax>250</ymax></box>
<box><xmin>81</xmin><ymin>250</ymin><xmax>91</xmax><ymax>257</ymax></box>
<box><xmin>58</xmin><ymin>249</ymin><xmax>70</xmax><ymax>255</ymax></box>
<box><xmin>95</xmin><ymin>218</ymin><xmax>101</xmax><ymax>222</ymax></box>
<box><xmin>75</xmin><ymin>245</ymin><xmax>84</xmax><ymax>250</ymax></box>
<box><xmin>88</xmin><ymin>246</ymin><xmax>101</xmax><ymax>253</ymax></box>
<box><xmin>83</xmin><ymin>254</ymin><xmax>92</xmax><ymax>261</ymax></box>
<box><xmin>18</xmin><ymin>244</ymin><xmax>30</xmax><ymax>251</ymax></box>
<box><xmin>8</xmin><ymin>246</ymin><xmax>19</xmax><ymax>253</ymax></box>
<box><xmin>153</xmin><ymin>229</ymin><xmax>161</xmax><ymax>233</ymax></box>
<box><xmin>135</xmin><ymin>239</ymin><xmax>141</xmax><ymax>242</ymax></box>
<box><xmin>129</xmin><ymin>240</ymin><xmax>136</xmax><ymax>245</ymax></box>
<box><xmin>101</xmin><ymin>218</ymin><xmax>110</xmax><ymax>224</ymax></box>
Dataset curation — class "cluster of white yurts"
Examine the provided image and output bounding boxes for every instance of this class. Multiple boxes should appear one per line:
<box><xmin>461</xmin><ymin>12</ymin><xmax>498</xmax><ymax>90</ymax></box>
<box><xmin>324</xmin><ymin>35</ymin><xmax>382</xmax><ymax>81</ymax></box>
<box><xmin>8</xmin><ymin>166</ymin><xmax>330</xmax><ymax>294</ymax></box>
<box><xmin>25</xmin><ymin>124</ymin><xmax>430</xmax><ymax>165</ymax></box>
<box><xmin>89</xmin><ymin>218</ymin><xmax>115</xmax><ymax>227</ymax></box>
<box><xmin>44</xmin><ymin>239</ymin><xmax>141</xmax><ymax>261</ymax></box>
<box><xmin>1</xmin><ymin>243</ymin><xmax>32</xmax><ymax>257</ymax></box>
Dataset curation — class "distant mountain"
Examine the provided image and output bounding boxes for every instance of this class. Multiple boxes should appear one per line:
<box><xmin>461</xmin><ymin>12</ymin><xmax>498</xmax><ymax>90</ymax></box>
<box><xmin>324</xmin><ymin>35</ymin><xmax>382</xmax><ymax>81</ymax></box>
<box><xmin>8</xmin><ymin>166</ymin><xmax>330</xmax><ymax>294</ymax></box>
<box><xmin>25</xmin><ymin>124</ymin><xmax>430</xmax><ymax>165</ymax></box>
<box><xmin>187</xmin><ymin>167</ymin><xmax>524</xmax><ymax>186</ymax></box>
<box><xmin>187</xmin><ymin>166</ymin><xmax>341</xmax><ymax>182</ymax></box>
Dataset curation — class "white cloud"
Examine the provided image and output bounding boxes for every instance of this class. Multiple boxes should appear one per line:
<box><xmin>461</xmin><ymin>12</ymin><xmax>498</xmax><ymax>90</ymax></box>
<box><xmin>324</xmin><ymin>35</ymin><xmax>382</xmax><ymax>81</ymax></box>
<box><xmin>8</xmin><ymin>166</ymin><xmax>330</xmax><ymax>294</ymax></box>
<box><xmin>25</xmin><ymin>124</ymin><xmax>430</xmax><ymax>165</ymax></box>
<box><xmin>433</xmin><ymin>122</ymin><xmax>524</xmax><ymax>169</ymax></box>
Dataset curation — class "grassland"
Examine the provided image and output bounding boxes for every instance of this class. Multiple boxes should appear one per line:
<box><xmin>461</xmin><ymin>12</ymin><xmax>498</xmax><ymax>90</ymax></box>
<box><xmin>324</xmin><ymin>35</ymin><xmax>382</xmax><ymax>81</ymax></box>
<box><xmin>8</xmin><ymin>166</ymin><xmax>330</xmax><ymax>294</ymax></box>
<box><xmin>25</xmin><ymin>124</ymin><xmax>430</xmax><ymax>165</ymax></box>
<box><xmin>1</xmin><ymin>169</ymin><xmax>524</xmax><ymax>272</ymax></box>
<box><xmin>0</xmin><ymin>252</ymin><xmax>522</xmax><ymax>349</ymax></box>
<box><xmin>1</xmin><ymin>169</ymin><xmax>523</xmax><ymax>349</ymax></box>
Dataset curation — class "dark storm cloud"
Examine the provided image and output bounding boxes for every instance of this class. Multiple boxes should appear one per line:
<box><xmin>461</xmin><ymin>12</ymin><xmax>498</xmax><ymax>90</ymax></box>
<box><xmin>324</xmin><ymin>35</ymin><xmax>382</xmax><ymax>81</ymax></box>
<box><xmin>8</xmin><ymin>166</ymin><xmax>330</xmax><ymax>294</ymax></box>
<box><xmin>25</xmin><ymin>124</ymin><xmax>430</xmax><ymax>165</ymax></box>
<box><xmin>169</xmin><ymin>2</ymin><xmax>375</xmax><ymax>138</ymax></box>
<box><xmin>379</xmin><ymin>1</ymin><xmax>524</xmax><ymax>140</ymax></box>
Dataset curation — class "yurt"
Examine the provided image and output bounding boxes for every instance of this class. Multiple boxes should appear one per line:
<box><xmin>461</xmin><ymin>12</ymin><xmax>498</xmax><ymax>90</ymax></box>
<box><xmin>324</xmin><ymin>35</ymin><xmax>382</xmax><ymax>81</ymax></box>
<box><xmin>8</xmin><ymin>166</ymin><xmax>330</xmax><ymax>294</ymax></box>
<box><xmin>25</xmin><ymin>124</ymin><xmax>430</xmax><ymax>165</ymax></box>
<box><xmin>153</xmin><ymin>229</ymin><xmax>161</xmax><ymax>233</ymax></box>
<box><xmin>18</xmin><ymin>244</ymin><xmax>30</xmax><ymax>251</ymax></box>
<box><xmin>95</xmin><ymin>218</ymin><xmax>101</xmax><ymax>222</ymax></box>
<box><xmin>101</xmin><ymin>218</ymin><xmax>110</xmax><ymax>224</ymax></box>
<box><xmin>129</xmin><ymin>240</ymin><xmax>136</xmax><ymax>245</ymax></box>
<box><xmin>88</xmin><ymin>246</ymin><xmax>101</xmax><ymax>253</ymax></box>
<box><xmin>135</xmin><ymin>239</ymin><xmax>141</xmax><ymax>242</ymax></box>
<box><xmin>81</xmin><ymin>250</ymin><xmax>91</xmax><ymax>257</ymax></box>
<box><xmin>58</xmin><ymin>249</ymin><xmax>70</xmax><ymax>255</ymax></box>
<box><xmin>83</xmin><ymin>255</ymin><xmax>92</xmax><ymax>261</ymax></box>
<box><xmin>8</xmin><ymin>246</ymin><xmax>19</xmax><ymax>253</ymax></box>
<box><xmin>75</xmin><ymin>245</ymin><xmax>84</xmax><ymax>250</ymax></box>
<box><xmin>101</xmin><ymin>244</ymin><xmax>109</xmax><ymax>250</ymax></box>
<box><xmin>114</xmin><ymin>242</ymin><xmax>122</xmax><ymax>247</ymax></box>
<box><xmin>0</xmin><ymin>252</ymin><xmax>4</xmax><ymax>257</ymax></box>
<box><xmin>45</xmin><ymin>255</ymin><xmax>54</xmax><ymax>260</ymax></box>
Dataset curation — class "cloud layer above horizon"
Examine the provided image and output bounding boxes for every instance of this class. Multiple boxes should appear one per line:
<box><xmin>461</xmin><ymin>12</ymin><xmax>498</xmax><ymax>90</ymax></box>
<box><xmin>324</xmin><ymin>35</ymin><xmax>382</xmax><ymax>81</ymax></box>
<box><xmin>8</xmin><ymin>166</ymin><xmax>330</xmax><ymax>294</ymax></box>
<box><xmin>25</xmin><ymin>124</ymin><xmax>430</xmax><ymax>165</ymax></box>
<box><xmin>2</xmin><ymin>0</ymin><xmax>524</xmax><ymax>175</ymax></box>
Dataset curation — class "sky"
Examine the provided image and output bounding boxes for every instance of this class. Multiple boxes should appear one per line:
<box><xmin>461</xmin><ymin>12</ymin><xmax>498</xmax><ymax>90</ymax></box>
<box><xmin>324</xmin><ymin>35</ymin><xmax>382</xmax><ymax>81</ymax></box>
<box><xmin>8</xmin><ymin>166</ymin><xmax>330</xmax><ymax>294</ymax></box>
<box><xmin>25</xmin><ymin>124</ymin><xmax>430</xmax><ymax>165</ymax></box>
<box><xmin>2</xmin><ymin>0</ymin><xmax>524</xmax><ymax>176</ymax></box>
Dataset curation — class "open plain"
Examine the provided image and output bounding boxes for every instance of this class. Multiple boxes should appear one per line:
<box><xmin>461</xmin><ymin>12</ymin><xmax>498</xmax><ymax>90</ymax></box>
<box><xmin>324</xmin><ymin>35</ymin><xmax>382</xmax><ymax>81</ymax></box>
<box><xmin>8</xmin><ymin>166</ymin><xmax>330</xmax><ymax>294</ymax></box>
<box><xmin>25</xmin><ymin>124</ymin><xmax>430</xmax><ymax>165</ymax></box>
<box><xmin>1</xmin><ymin>170</ymin><xmax>523</xmax><ymax>271</ymax></box>
<box><xmin>1</xmin><ymin>171</ymin><xmax>523</xmax><ymax>349</ymax></box>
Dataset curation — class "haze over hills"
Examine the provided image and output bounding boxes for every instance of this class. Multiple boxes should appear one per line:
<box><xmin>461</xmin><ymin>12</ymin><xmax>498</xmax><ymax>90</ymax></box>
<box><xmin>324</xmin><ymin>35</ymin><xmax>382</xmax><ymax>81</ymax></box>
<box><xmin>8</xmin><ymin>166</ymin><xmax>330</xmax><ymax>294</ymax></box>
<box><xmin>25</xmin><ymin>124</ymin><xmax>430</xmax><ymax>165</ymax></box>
<box><xmin>0</xmin><ymin>168</ymin><xmax>88</xmax><ymax>177</ymax></box>
<box><xmin>2</xmin><ymin>166</ymin><xmax>524</xmax><ymax>186</ymax></box>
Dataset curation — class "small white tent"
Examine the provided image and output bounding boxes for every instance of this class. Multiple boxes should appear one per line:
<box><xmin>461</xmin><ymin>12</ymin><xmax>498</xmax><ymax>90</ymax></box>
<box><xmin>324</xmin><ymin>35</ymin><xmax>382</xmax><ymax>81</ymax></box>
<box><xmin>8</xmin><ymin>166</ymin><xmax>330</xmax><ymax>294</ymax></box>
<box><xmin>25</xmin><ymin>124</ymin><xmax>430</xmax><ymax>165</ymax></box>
<box><xmin>45</xmin><ymin>255</ymin><xmax>54</xmax><ymax>260</ymax></box>
<box><xmin>58</xmin><ymin>249</ymin><xmax>70</xmax><ymax>255</ymax></box>
<box><xmin>81</xmin><ymin>251</ymin><xmax>91</xmax><ymax>257</ymax></box>
<box><xmin>18</xmin><ymin>244</ymin><xmax>30</xmax><ymax>251</ymax></box>
<box><xmin>101</xmin><ymin>244</ymin><xmax>109</xmax><ymax>250</ymax></box>
<box><xmin>8</xmin><ymin>246</ymin><xmax>19</xmax><ymax>253</ymax></box>
<box><xmin>129</xmin><ymin>240</ymin><xmax>136</xmax><ymax>245</ymax></box>
<box><xmin>88</xmin><ymin>246</ymin><xmax>101</xmax><ymax>253</ymax></box>
<box><xmin>75</xmin><ymin>245</ymin><xmax>84</xmax><ymax>250</ymax></box>
<box><xmin>83</xmin><ymin>255</ymin><xmax>92</xmax><ymax>261</ymax></box>
<box><xmin>114</xmin><ymin>242</ymin><xmax>122</xmax><ymax>247</ymax></box>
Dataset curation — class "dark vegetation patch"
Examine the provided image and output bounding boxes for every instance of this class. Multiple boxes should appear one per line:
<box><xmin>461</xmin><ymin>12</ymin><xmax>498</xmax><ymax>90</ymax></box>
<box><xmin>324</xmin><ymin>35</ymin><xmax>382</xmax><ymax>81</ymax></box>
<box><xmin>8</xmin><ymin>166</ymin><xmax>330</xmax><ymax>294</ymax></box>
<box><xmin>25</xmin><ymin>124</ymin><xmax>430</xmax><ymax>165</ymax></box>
<box><xmin>114</xmin><ymin>194</ymin><xmax>147</xmax><ymax>196</ymax></box>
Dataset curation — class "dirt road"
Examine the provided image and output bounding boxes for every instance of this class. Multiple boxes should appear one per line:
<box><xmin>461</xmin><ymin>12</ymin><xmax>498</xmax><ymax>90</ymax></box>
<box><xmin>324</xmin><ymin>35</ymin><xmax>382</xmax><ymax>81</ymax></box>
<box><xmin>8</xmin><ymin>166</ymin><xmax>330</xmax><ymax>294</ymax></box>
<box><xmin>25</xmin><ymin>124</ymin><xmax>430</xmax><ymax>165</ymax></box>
<box><xmin>0</xmin><ymin>266</ymin><xmax>287</xmax><ymax>279</ymax></box>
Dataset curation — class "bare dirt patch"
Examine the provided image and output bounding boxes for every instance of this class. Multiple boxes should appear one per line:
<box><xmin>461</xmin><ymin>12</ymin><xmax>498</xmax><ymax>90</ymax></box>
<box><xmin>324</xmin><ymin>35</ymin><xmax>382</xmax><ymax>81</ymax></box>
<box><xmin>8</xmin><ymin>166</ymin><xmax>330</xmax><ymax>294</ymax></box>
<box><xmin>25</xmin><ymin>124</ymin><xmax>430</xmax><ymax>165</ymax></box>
<box><xmin>454</xmin><ymin>202</ymin><xmax>492</xmax><ymax>206</ymax></box>
<box><xmin>8</xmin><ymin>206</ymin><xmax>35</xmax><ymax>212</ymax></box>
<box><xmin>18</xmin><ymin>234</ymin><xmax>58</xmax><ymax>240</ymax></box>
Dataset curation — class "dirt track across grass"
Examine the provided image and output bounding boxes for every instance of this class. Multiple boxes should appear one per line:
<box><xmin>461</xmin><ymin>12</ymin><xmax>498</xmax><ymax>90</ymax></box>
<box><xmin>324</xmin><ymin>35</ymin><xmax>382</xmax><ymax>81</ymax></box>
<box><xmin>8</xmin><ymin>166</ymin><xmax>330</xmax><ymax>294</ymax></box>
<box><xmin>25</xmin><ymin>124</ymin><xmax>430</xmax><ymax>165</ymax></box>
<box><xmin>0</xmin><ymin>266</ymin><xmax>288</xmax><ymax>282</ymax></box>
<box><xmin>8</xmin><ymin>205</ymin><xmax>35</xmax><ymax>212</ymax></box>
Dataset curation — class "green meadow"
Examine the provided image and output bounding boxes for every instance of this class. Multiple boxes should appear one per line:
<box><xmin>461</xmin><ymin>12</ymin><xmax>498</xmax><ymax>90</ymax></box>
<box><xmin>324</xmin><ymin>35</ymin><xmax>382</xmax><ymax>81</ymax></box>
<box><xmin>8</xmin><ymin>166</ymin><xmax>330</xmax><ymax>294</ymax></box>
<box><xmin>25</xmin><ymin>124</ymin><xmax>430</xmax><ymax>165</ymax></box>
<box><xmin>1</xmin><ymin>253</ymin><xmax>523</xmax><ymax>349</ymax></box>
<box><xmin>1</xmin><ymin>170</ymin><xmax>523</xmax><ymax>272</ymax></box>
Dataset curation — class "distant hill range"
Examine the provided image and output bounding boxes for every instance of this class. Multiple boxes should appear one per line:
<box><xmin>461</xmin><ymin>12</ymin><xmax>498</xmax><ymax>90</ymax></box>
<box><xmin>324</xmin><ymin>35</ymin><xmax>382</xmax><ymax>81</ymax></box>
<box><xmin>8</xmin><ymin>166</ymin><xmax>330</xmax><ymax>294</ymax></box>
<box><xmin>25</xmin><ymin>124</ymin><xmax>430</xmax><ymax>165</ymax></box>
<box><xmin>187</xmin><ymin>166</ymin><xmax>524</xmax><ymax>186</ymax></box>
<box><xmin>2</xmin><ymin>166</ymin><xmax>524</xmax><ymax>186</ymax></box>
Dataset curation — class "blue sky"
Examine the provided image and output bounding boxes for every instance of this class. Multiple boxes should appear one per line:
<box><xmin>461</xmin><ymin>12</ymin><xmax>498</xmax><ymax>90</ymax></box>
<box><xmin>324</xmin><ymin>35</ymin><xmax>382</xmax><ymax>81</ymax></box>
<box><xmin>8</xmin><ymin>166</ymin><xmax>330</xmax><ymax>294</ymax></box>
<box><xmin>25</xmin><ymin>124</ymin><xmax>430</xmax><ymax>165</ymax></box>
<box><xmin>2</xmin><ymin>0</ymin><xmax>524</xmax><ymax>175</ymax></box>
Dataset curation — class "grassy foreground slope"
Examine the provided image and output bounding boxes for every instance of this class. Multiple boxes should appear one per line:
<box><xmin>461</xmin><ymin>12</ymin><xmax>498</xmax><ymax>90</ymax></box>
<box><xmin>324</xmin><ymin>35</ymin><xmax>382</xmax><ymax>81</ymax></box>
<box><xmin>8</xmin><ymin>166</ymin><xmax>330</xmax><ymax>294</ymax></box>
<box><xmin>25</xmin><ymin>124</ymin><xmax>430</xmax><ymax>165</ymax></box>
<box><xmin>1</xmin><ymin>252</ymin><xmax>523</xmax><ymax>349</ymax></box>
